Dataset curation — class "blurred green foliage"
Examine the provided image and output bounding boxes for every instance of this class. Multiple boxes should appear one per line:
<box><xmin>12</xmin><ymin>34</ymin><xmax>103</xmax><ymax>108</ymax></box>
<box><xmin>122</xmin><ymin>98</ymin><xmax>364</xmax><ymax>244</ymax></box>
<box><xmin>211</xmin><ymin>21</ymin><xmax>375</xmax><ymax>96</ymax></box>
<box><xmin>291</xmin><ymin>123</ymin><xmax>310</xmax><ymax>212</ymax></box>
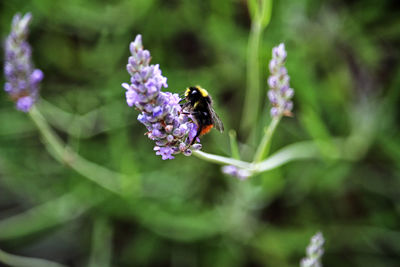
<box><xmin>1</xmin><ymin>0</ymin><xmax>400</xmax><ymax>266</ymax></box>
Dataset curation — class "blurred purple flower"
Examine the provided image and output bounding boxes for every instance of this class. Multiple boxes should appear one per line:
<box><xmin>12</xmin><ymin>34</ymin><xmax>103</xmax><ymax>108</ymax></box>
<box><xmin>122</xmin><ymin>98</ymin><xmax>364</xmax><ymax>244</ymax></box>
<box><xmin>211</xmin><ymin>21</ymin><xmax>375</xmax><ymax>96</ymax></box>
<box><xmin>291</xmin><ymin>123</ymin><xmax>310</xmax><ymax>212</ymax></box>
<box><xmin>122</xmin><ymin>35</ymin><xmax>200</xmax><ymax>160</ymax></box>
<box><xmin>3</xmin><ymin>13</ymin><xmax>43</xmax><ymax>112</ymax></box>
<box><xmin>267</xmin><ymin>43</ymin><xmax>294</xmax><ymax>118</ymax></box>
<box><xmin>222</xmin><ymin>165</ymin><xmax>251</xmax><ymax>180</ymax></box>
<box><xmin>300</xmin><ymin>232</ymin><xmax>325</xmax><ymax>267</ymax></box>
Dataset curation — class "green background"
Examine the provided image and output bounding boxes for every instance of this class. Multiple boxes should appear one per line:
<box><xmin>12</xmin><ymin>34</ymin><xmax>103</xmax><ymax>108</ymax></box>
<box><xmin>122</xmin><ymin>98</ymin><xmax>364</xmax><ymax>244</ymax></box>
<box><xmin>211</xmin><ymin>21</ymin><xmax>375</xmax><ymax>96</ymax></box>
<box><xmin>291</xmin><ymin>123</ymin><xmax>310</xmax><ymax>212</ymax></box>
<box><xmin>1</xmin><ymin>0</ymin><xmax>399</xmax><ymax>266</ymax></box>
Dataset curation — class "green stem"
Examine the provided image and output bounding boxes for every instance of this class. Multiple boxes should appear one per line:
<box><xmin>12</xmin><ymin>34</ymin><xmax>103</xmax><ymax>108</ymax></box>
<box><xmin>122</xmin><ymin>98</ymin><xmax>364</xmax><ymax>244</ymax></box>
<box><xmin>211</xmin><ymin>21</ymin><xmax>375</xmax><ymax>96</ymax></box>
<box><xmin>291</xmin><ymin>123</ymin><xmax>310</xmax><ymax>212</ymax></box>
<box><xmin>229</xmin><ymin>130</ymin><xmax>240</xmax><ymax>159</ymax></box>
<box><xmin>89</xmin><ymin>218</ymin><xmax>112</xmax><ymax>267</ymax></box>
<box><xmin>194</xmin><ymin>134</ymin><xmax>363</xmax><ymax>178</ymax></box>
<box><xmin>28</xmin><ymin>106</ymin><xmax>124</xmax><ymax>195</ymax></box>
<box><xmin>194</xmin><ymin>140</ymin><xmax>321</xmax><ymax>175</ymax></box>
<box><xmin>254</xmin><ymin>141</ymin><xmax>320</xmax><ymax>173</ymax></box>
<box><xmin>240</xmin><ymin>0</ymin><xmax>273</xmax><ymax>133</ymax></box>
<box><xmin>253</xmin><ymin>116</ymin><xmax>281</xmax><ymax>162</ymax></box>
<box><xmin>29</xmin><ymin>105</ymin><xmax>65</xmax><ymax>161</ymax></box>
<box><xmin>192</xmin><ymin>150</ymin><xmax>252</xmax><ymax>170</ymax></box>
<box><xmin>240</xmin><ymin>19</ymin><xmax>262</xmax><ymax>132</ymax></box>
<box><xmin>193</xmin><ymin>139</ymin><xmax>323</xmax><ymax>177</ymax></box>
<box><xmin>0</xmin><ymin>249</ymin><xmax>67</xmax><ymax>267</ymax></box>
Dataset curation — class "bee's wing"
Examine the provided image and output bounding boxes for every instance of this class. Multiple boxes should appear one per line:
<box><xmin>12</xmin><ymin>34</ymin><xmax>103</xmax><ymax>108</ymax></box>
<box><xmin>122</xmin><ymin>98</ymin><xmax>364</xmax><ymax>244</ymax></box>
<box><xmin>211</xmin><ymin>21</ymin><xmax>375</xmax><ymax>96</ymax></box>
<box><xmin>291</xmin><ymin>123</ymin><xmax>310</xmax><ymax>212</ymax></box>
<box><xmin>209</xmin><ymin>102</ymin><xmax>224</xmax><ymax>132</ymax></box>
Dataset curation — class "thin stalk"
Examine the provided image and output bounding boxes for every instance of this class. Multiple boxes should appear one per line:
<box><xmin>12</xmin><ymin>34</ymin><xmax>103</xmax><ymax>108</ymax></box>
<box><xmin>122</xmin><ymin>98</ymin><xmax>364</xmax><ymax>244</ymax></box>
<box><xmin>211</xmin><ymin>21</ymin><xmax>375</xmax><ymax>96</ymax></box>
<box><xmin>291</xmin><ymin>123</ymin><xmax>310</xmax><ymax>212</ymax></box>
<box><xmin>240</xmin><ymin>0</ymin><xmax>273</xmax><ymax>133</ymax></box>
<box><xmin>253</xmin><ymin>116</ymin><xmax>281</xmax><ymax>162</ymax></box>
<box><xmin>192</xmin><ymin>150</ymin><xmax>252</xmax><ymax>170</ymax></box>
<box><xmin>88</xmin><ymin>218</ymin><xmax>112</xmax><ymax>267</ymax></box>
<box><xmin>253</xmin><ymin>141</ymin><xmax>320</xmax><ymax>173</ymax></box>
<box><xmin>28</xmin><ymin>106</ymin><xmax>124</xmax><ymax>195</ymax></box>
<box><xmin>241</xmin><ymin>19</ymin><xmax>263</xmax><ymax>132</ymax></box>
<box><xmin>194</xmin><ymin>139</ymin><xmax>325</xmax><ymax>176</ymax></box>
<box><xmin>229</xmin><ymin>130</ymin><xmax>240</xmax><ymax>159</ymax></box>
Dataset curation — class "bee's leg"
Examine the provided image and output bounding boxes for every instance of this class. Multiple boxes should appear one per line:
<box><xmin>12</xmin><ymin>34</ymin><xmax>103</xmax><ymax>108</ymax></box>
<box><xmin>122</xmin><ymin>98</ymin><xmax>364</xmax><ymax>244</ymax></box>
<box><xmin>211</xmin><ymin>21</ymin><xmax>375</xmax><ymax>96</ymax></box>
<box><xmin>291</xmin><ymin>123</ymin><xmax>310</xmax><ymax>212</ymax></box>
<box><xmin>185</xmin><ymin>110</ymin><xmax>201</xmax><ymax>147</ymax></box>
<box><xmin>189</xmin><ymin>126</ymin><xmax>202</xmax><ymax>147</ymax></box>
<box><xmin>181</xmin><ymin>102</ymin><xmax>190</xmax><ymax>109</ymax></box>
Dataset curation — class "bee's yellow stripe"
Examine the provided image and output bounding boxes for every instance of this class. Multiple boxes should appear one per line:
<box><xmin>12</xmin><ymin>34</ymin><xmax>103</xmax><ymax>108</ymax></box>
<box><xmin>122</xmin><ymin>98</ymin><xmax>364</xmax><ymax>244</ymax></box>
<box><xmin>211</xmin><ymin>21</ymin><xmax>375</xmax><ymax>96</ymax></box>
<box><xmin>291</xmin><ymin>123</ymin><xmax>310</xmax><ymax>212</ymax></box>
<box><xmin>185</xmin><ymin>88</ymin><xmax>190</xmax><ymax>97</ymax></box>
<box><xmin>196</xmin><ymin>86</ymin><xmax>208</xmax><ymax>97</ymax></box>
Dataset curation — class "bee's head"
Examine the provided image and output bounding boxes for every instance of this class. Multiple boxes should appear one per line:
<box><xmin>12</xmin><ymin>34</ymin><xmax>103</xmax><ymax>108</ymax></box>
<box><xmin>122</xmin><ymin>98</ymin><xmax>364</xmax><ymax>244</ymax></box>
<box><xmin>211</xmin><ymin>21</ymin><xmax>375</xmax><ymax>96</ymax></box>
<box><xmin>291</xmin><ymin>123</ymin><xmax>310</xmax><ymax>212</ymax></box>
<box><xmin>185</xmin><ymin>86</ymin><xmax>208</xmax><ymax>103</ymax></box>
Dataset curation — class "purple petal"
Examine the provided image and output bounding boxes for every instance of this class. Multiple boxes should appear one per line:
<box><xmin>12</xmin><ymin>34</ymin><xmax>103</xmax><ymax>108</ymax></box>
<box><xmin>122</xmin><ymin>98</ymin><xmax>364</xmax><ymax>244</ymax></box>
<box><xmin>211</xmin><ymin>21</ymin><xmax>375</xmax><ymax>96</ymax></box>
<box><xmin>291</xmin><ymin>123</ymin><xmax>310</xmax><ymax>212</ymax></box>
<box><xmin>16</xmin><ymin>96</ymin><xmax>34</xmax><ymax>112</ymax></box>
<box><xmin>30</xmin><ymin>69</ymin><xmax>43</xmax><ymax>84</ymax></box>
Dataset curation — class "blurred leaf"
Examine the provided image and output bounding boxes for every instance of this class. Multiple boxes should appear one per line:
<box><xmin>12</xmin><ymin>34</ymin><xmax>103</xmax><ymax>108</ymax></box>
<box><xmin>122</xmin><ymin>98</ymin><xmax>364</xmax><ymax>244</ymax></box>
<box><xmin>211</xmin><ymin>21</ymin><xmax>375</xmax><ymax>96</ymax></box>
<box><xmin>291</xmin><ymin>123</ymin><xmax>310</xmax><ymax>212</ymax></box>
<box><xmin>0</xmin><ymin>188</ymin><xmax>103</xmax><ymax>241</ymax></box>
<box><xmin>88</xmin><ymin>217</ymin><xmax>112</xmax><ymax>267</ymax></box>
<box><xmin>0</xmin><ymin>249</ymin><xmax>67</xmax><ymax>267</ymax></box>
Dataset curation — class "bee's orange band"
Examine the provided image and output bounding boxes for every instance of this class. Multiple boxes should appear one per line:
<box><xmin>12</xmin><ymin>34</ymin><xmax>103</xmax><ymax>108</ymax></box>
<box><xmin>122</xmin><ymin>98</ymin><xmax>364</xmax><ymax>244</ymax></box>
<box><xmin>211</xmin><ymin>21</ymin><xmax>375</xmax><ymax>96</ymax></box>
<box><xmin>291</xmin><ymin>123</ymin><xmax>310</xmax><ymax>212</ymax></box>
<box><xmin>200</xmin><ymin>124</ymin><xmax>213</xmax><ymax>135</ymax></box>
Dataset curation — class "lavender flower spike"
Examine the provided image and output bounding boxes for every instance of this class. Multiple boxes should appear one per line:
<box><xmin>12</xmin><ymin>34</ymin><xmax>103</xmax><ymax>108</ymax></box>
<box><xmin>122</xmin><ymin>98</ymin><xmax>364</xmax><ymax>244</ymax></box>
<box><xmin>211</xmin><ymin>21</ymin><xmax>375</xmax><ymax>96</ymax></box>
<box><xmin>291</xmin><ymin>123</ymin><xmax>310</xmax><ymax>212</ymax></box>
<box><xmin>4</xmin><ymin>13</ymin><xmax>43</xmax><ymax>112</ymax></box>
<box><xmin>300</xmin><ymin>232</ymin><xmax>325</xmax><ymax>267</ymax></box>
<box><xmin>267</xmin><ymin>43</ymin><xmax>294</xmax><ymax>118</ymax></box>
<box><xmin>122</xmin><ymin>35</ymin><xmax>201</xmax><ymax>160</ymax></box>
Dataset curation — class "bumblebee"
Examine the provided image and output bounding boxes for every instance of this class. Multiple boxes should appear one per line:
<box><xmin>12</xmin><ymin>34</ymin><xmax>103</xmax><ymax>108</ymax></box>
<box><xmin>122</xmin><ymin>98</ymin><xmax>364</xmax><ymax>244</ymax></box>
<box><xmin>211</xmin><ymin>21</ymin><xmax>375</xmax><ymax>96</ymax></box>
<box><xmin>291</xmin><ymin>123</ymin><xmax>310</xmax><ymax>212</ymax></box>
<box><xmin>182</xmin><ymin>86</ymin><xmax>224</xmax><ymax>146</ymax></box>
